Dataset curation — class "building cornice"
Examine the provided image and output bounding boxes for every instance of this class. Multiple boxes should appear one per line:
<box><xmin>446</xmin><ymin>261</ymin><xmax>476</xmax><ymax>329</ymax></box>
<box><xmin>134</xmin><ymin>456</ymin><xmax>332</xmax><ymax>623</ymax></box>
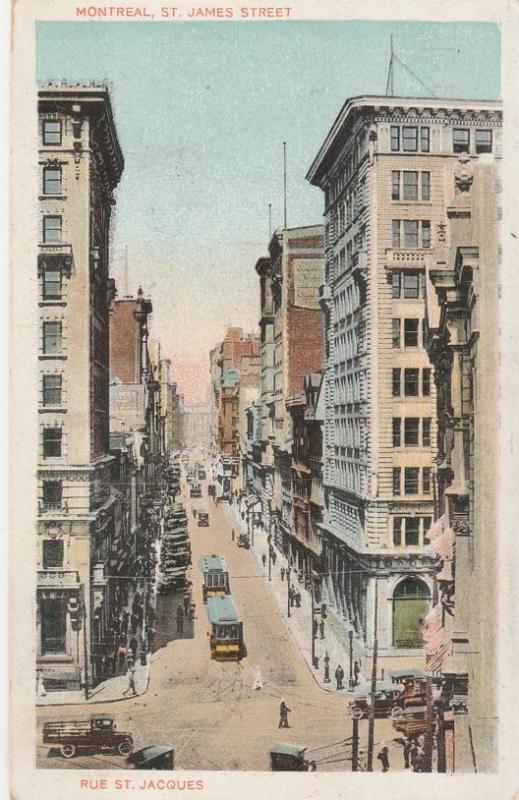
<box><xmin>306</xmin><ymin>94</ymin><xmax>502</xmax><ymax>186</ymax></box>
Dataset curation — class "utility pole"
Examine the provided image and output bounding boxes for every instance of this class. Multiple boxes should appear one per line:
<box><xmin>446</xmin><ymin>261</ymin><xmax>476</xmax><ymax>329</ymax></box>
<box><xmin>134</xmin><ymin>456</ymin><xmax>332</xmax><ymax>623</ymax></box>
<box><xmin>367</xmin><ymin>576</ymin><xmax>378</xmax><ymax>771</ymax></box>
<box><xmin>287</xmin><ymin>565</ymin><xmax>291</xmax><ymax>618</ymax></box>
<box><xmin>424</xmin><ymin>676</ymin><xmax>435</xmax><ymax>772</ymax></box>
<box><xmin>351</xmin><ymin>716</ymin><xmax>359</xmax><ymax>771</ymax></box>
<box><xmin>283</xmin><ymin>141</ymin><xmax>287</xmax><ymax>229</ymax></box>
<box><xmin>124</xmin><ymin>244</ymin><xmax>129</xmax><ymax>295</ymax></box>
<box><xmin>268</xmin><ymin>203</ymin><xmax>272</xmax><ymax>238</ymax></box>
<box><xmin>311</xmin><ymin>582</ymin><xmax>316</xmax><ymax>667</ymax></box>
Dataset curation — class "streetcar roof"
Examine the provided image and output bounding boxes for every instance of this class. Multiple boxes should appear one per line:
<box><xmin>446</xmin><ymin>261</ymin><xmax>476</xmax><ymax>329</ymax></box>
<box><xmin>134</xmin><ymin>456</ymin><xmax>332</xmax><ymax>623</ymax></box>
<box><xmin>206</xmin><ymin>595</ymin><xmax>239</xmax><ymax>624</ymax></box>
<box><xmin>270</xmin><ymin>743</ymin><xmax>307</xmax><ymax>757</ymax></box>
<box><xmin>199</xmin><ymin>554</ymin><xmax>227</xmax><ymax>573</ymax></box>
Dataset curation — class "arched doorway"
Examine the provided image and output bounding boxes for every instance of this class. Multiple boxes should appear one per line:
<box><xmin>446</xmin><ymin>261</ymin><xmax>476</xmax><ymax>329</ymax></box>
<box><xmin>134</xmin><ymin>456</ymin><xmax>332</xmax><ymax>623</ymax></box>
<box><xmin>392</xmin><ymin>577</ymin><xmax>430</xmax><ymax>649</ymax></box>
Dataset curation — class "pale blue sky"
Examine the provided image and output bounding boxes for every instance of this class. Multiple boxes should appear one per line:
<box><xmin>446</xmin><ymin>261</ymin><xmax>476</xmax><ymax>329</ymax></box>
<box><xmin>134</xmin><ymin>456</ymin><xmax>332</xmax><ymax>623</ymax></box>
<box><xmin>36</xmin><ymin>20</ymin><xmax>500</xmax><ymax>403</ymax></box>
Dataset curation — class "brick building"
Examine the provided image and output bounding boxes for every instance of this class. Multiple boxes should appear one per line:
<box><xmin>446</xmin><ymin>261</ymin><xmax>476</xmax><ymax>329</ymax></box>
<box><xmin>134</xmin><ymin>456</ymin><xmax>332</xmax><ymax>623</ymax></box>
<box><xmin>259</xmin><ymin>227</ymin><xmax>325</xmax><ymax>555</ymax></box>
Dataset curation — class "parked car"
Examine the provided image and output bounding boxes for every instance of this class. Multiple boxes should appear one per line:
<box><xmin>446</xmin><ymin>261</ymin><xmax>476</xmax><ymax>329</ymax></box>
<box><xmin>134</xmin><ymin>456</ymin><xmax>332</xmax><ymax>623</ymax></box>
<box><xmin>127</xmin><ymin>746</ymin><xmax>175</xmax><ymax>770</ymax></box>
<box><xmin>269</xmin><ymin>744</ymin><xmax>315</xmax><ymax>771</ymax></box>
<box><xmin>42</xmin><ymin>714</ymin><xmax>133</xmax><ymax>759</ymax></box>
<box><xmin>237</xmin><ymin>533</ymin><xmax>250</xmax><ymax>549</ymax></box>
<box><xmin>197</xmin><ymin>511</ymin><xmax>209</xmax><ymax>527</ymax></box>
<box><xmin>347</xmin><ymin>681</ymin><xmax>404</xmax><ymax>719</ymax></box>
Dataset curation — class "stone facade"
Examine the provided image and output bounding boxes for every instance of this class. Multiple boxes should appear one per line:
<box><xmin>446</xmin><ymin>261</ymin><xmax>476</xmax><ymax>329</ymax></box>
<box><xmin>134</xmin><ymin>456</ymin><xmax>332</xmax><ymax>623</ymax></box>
<box><xmin>307</xmin><ymin>95</ymin><xmax>502</xmax><ymax>665</ymax></box>
<box><xmin>424</xmin><ymin>154</ymin><xmax>501</xmax><ymax>771</ymax></box>
<box><xmin>37</xmin><ymin>85</ymin><xmax>124</xmax><ymax>691</ymax></box>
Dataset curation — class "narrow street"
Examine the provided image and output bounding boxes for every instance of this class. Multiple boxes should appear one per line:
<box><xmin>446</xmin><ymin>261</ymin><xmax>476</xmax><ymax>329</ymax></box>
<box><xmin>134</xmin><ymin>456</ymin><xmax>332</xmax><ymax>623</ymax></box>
<box><xmin>36</xmin><ymin>469</ymin><xmax>400</xmax><ymax>772</ymax></box>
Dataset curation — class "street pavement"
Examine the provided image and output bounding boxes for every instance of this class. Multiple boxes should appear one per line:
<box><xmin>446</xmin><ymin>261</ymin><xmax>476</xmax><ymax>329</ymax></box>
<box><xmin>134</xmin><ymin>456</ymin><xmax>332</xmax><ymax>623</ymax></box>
<box><xmin>36</xmin><ymin>471</ymin><xmax>404</xmax><ymax>772</ymax></box>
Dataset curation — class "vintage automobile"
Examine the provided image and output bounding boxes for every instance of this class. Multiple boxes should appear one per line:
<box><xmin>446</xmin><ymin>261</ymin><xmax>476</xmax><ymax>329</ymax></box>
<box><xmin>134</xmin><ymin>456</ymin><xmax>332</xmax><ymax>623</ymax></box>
<box><xmin>127</xmin><ymin>746</ymin><xmax>175</xmax><ymax>770</ymax></box>
<box><xmin>190</xmin><ymin>483</ymin><xmax>202</xmax><ymax>498</ymax></box>
<box><xmin>197</xmin><ymin>511</ymin><xmax>209</xmax><ymax>527</ymax></box>
<box><xmin>207</xmin><ymin>484</ymin><xmax>216</xmax><ymax>498</ymax></box>
<box><xmin>206</xmin><ymin>595</ymin><xmax>243</xmax><ymax>661</ymax></box>
<box><xmin>347</xmin><ymin>681</ymin><xmax>404</xmax><ymax>720</ymax></box>
<box><xmin>269</xmin><ymin>744</ymin><xmax>315</xmax><ymax>771</ymax></box>
<box><xmin>389</xmin><ymin>668</ymin><xmax>425</xmax><ymax>685</ymax></box>
<box><xmin>199</xmin><ymin>554</ymin><xmax>230</xmax><ymax>601</ymax></box>
<box><xmin>237</xmin><ymin>532</ymin><xmax>250</xmax><ymax>549</ymax></box>
<box><xmin>198</xmin><ymin>469</ymin><xmax>206</xmax><ymax>480</ymax></box>
<box><xmin>42</xmin><ymin>714</ymin><xmax>134</xmax><ymax>759</ymax></box>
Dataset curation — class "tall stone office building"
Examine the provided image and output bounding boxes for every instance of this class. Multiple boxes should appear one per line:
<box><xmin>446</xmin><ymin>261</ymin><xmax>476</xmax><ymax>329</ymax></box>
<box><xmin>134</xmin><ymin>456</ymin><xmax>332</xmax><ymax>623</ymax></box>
<box><xmin>306</xmin><ymin>95</ymin><xmax>502</xmax><ymax>668</ymax></box>
<box><xmin>36</xmin><ymin>85</ymin><xmax>124</xmax><ymax>691</ymax></box>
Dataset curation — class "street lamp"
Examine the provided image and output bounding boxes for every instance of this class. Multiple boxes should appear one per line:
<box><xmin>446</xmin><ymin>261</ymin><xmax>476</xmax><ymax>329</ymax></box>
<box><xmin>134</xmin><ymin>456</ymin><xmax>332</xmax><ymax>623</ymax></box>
<box><xmin>348</xmin><ymin>628</ymin><xmax>354</xmax><ymax>691</ymax></box>
<box><xmin>287</xmin><ymin>566</ymin><xmax>291</xmax><ymax>618</ymax></box>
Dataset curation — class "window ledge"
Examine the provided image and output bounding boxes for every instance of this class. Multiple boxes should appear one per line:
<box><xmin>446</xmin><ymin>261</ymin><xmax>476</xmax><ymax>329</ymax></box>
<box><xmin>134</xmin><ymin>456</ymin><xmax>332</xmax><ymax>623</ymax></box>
<box><xmin>39</xmin><ymin>407</ymin><xmax>67</xmax><ymax>414</ymax></box>
<box><xmin>39</xmin><ymin>354</ymin><xmax>67</xmax><ymax>360</ymax></box>
<box><xmin>39</xmin><ymin>301</ymin><xmax>67</xmax><ymax>307</ymax></box>
<box><xmin>39</xmin><ymin>195</ymin><xmax>67</xmax><ymax>201</ymax></box>
<box><xmin>37</xmin><ymin>655</ymin><xmax>74</xmax><ymax>663</ymax></box>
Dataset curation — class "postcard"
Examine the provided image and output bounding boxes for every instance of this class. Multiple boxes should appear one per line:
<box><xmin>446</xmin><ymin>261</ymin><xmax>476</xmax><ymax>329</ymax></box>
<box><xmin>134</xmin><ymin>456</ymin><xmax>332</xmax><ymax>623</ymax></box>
<box><xmin>8</xmin><ymin>0</ymin><xmax>519</xmax><ymax>798</ymax></box>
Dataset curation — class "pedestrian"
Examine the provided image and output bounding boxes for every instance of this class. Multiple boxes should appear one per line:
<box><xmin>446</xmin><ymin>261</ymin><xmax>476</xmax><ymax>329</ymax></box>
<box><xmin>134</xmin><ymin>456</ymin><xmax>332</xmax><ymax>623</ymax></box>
<box><xmin>353</xmin><ymin>660</ymin><xmax>360</xmax><ymax>686</ymax></box>
<box><xmin>262</xmin><ymin>553</ymin><xmax>267</xmax><ymax>568</ymax></box>
<box><xmin>403</xmin><ymin>738</ymin><xmax>412</xmax><ymax>769</ymax></box>
<box><xmin>183</xmin><ymin>594</ymin><xmax>190</xmax><ymax>613</ymax></box>
<box><xmin>271</xmin><ymin>551</ymin><xmax>277</xmax><ymax>566</ymax></box>
<box><xmin>129</xmin><ymin>636</ymin><xmax>138</xmax><ymax>661</ymax></box>
<box><xmin>122</xmin><ymin>664</ymin><xmax>137</xmax><ymax>697</ymax></box>
<box><xmin>312</xmin><ymin>618</ymin><xmax>318</xmax><ymax>639</ymax></box>
<box><xmin>231</xmin><ymin>529</ymin><xmax>235</xmax><ymax>542</ymax></box>
<box><xmin>278</xmin><ymin>700</ymin><xmax>291</xmax><ymax>729</ymax></box>
<box><xmin>410</xmin><ymin>742</ymin><xmax>419</xmax><ymax>772</ymax></box>
<box><xmin>121</xmin><ymin>611</ymin><xmax>129</xmax><ymax>635</ymax></box>
<box><xmin>335</xmin><ymin>664</ymin><xmax>345</xmax><ymax>691</ymax></box>
<box><xmin>289</xmin><ymin>586</ymin><xmax>296</xmax><ymax>607</ymax></box>
<box><xmin>280</xmin><ymin>567</ymin><xmax>285</xmax><ymax>582</ymax></box>
<box><xmin>319</xmin><ymin>619</ymin><xmax>325</xmax><ymax>639</ymax></box>
<box><xmin>117</xmin><ymin>637</ymin><xmax>127</xmax><ymax>669</ymax></box>
<box><xmin>130</xmin><ymin>613</ymin><xmax>139</xmax><ymax>634</ymax></box>
<box><xmin>295</xmin><ymin>590</ymin><xmax>302</xmax><ymax>608</ymax></box>
<box><xmin>377</xmin><ymin>746</ymin><xmax>390</xmax><ymax>772</ymax></box>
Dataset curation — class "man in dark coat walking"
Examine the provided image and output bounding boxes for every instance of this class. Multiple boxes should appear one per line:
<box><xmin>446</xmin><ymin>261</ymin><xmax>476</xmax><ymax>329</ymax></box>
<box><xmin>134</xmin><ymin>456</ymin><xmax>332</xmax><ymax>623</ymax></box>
<box><xmin>377</xmin><ymin>746</ymin><xmax>390</xmax><ymax>772</ymax></box>
<box><xmin>278</xmin><ymin>700</ymin><xmax>291</xmax><ymax>728</ymax></box>
<box><xmin>335</xmin><ymin>664</ymin><xmax>345</xmax><ymax>690</ymax></box>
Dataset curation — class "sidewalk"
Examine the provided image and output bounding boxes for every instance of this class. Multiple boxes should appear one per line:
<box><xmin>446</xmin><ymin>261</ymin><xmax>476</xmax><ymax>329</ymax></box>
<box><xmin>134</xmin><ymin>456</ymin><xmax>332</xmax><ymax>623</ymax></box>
<box><xmin>36</xmin><ymin>541</ymin><xmax>160</xmax><ymax>707</ymax></box>
<box><xmin>226</xmin><ymin>501</ymin><xmax>365</xmax><ymax>696</ymax></box>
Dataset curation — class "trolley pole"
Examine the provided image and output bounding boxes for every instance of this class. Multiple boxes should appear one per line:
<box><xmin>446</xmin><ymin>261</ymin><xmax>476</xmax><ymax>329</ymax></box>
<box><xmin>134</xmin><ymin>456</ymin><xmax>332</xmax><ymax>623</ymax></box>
<box><xmin>367</xmin><ymin>576</ymin><xmax>378</xmax><ymax>772</ymax></box>
<box><xmin>352</xmin><ymin>716</ymin><xmax>359</xmax><ymax>772</ymax></box>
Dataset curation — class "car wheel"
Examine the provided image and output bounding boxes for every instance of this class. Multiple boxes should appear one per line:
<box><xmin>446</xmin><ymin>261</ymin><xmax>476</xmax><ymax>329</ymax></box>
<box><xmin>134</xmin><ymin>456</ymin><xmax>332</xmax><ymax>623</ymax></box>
<box><xmin>390</xmin><ymin>705</ymin><xmax>404</xmax><ymax>718</ymax></box>
<box><xmin>117</xmin><ymin>739</ymin><xmax>133</xmax><ymax>756</ymax></box>
<box><xmin>60</xmin><ymin>744</ymin><xmax>76</xmax><ymax>759</ymax></box>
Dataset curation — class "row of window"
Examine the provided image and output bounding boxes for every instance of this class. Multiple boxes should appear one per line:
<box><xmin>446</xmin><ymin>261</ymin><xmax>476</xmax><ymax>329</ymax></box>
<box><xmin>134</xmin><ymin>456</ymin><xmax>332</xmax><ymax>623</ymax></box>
<box><xmin>42</xmin><ymin>120</ymin><xmax>62</xmax><ymax>146</ymax></box>
<box><xmin>390</xmin><ymin>125</ymin><xmax>430</xmax><ymax>153</ymax></box>
<box><xmin>392</xmin><ymin>367</ymin><xmax>431</xmax><ymax>397</ymax></box>
<box><xmin>42</xmin><ymin>167</ymin><xmax>63</xmax><ymax>195</ymax></box>
<box><xmin>392</xmin><ymin>270</ymin><xmax>425</xmax><ymax>300</ymax></box>
<box><xmin>42</xmin><ymin>427</ymin><xmax>63</xmax><ymax>458</ymax></box>
<box><xmin>392</xmin><ymin>219</ymin><xmax>431</xmax><ymax>249</ymax></box>
<box><xmin>393</xmin><ymin>516</ymin><xmax>432</xmax><ymax>548</ymax></box>
<box><xmin>41</xmin><ymin>321</ymin><xmax>62</xmax><ymax>354</ymax></box>
<box><xmin>392</xmin><ymin>317</ymin><xmax>427</xmax><ymax>349</ymax></box>
<box><xmin>41</xmin><ymin>215</ymin><xmax>62</xmax><ymax>243</ymax></box>
<box><xmin>392</xmin><ymin>417</ymin><xmax>431</xmax><ymax>447</ymax></box>
<box><xmin>391</xmin><ymin>170</ymin><xmax>430</xmax><ymax>202</ymax></box>
<box><xmin>389</xmin><ymin>125</ymin><xmax>493</xmax><ymax>154</ymax></box>
<box><xmin>41</xmin><ymin>269</ymin><xmax>64</xmax><ymax>300</ymax></box>
<box><xmin>392</xmin><ymin>466</ymin><xmax>432</xmax><ymax>496</ymax></box>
